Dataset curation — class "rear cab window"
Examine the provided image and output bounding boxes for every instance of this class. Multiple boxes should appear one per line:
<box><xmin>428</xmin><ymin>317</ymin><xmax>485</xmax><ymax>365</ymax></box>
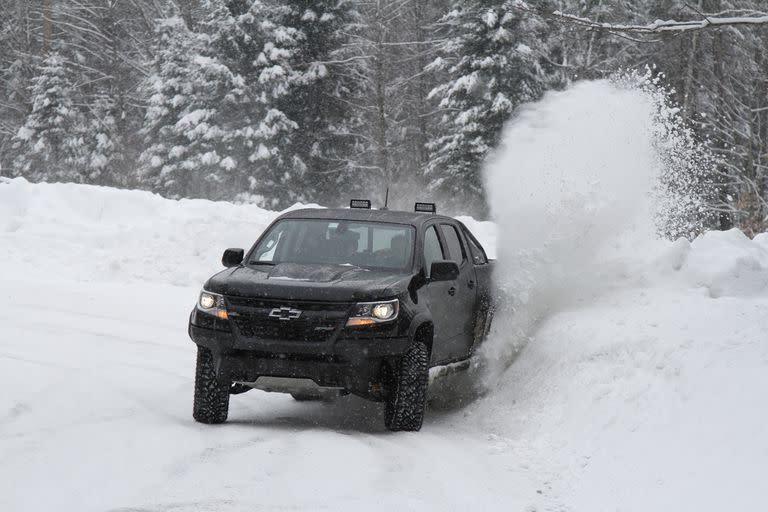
<box><xmin>461</xmin><ymin>226</ymin><xmax>488</xmax><ymax>265</ymax></box>
<box><xmin>439</xmin><ymin>224</ymin><xmax>467</xmax><ymax>265</ymax></box>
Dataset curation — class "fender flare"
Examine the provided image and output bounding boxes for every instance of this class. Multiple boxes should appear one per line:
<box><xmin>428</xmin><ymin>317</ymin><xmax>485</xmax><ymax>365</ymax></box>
<box><xmin>408</xmin><ymin>313</ymin><xmax>434</xmax><ymax>354</ymax></box>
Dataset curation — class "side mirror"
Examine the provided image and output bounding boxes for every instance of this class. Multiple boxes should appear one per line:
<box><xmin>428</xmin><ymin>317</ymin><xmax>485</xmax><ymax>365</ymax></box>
<box><xmin>222</xmin><ymin>248</ymin><xmax>244</xmax><ymax>268</ymax></box>
<box><xmin>430</xmin><ymin>260</ymin><xmax>459</xmax><ymax>282</ymax></box>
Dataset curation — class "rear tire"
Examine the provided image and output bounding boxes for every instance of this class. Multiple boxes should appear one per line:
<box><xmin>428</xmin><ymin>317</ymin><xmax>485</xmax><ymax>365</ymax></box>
<box><xmin>385</xmin><ymin>341</ymin><xmax>429</xmax><ymax>432</ymax></box>
<box><xmin>193</xmin><ymin>346</ymin><xmax>230</xmax><ymax>424</ymax></box>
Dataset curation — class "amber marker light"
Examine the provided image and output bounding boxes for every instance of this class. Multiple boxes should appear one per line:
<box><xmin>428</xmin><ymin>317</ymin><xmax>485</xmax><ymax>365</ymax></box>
<box><xmin>346</xmin><ymin>317</ymin><xmax>377</xmax><ymax>327</ymax></box>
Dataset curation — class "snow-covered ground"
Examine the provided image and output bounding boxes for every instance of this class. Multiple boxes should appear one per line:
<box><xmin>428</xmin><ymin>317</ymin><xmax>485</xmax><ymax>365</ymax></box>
<box><xmin>3</xmin><ymin>81</ymin><xmax>768</xmax><ymax>511</ymax></box>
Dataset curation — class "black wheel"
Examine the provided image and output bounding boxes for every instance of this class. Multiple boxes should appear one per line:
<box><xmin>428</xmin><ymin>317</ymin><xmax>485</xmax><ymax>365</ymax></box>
<box><xmin>193</xmin><ymin>346</ymin><xmax>230</xmax><ymax>424</ymax></box>
<box><xmin>385</xmin><ymin>341</ymin><xmax>429</xmax><ymax>432</ymax></box>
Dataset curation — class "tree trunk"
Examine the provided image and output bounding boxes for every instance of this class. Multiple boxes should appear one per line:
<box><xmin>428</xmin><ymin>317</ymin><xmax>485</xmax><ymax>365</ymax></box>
<box><xmin>373</xmin><ymin>0</ymin><xmax>390</xmax><ymax>193</ymax></box>
<box><xmin>681</xmin><ymin>0</ymin><xmax>703</xmax><ymax>119</ymax></box>
<box><xmin>177</xmin><ymin>0</ymin><xmax>199</xmax><ymax>30</ymax></box>
<box><xmin>43</xmin><ymin>0</ymin><xmax>52</xmax><ymax>52</ymax></box>
<box><xmin>711</xmin><ymin>17</ymin><xmax>733</xmax><ymax>231</ymax></box>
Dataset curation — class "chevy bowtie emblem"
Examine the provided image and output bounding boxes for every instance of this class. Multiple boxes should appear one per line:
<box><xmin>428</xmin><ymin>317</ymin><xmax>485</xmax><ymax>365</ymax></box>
<box><xmin>269</xmin><ymin>307</ymin><xmax>302</xmax><ymax>321</ymax></box>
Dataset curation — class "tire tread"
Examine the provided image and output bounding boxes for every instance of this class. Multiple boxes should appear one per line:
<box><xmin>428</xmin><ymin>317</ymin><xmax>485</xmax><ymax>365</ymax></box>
<box><xmin>193</xmin><ymin>346</ymin><xmax>230</xmax><ymax>424</ymax></box>
<box><xmin>385</xmin><ymin>341</ymin><xmax>428</xmax><ymax>431</ymax></box>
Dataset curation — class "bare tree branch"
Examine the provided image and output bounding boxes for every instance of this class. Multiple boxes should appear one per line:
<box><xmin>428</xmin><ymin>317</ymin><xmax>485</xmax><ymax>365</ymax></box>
<box><xmin>511</xmin><ymin>1</ymin><xmax>768</xmax><ymax>35</ymax></box>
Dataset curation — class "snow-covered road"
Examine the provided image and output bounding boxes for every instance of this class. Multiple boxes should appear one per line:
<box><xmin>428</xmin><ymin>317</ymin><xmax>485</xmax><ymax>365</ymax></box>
<box><xmin>2</xmin><ymin>178</ymin><xmax>768</xmax><ymax>511</ymax></box>
<box><xmin>0</xmin><ymin>278</ymin><xmax>543</xmax><ymax>512</ymax></box>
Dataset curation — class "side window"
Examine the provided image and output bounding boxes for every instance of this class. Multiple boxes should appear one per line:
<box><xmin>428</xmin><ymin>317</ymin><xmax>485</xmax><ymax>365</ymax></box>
<box><xmin>440</xmin><ymin>224</ymin><xmax>466</xmax><ymax>265</ymax></box>
<box><xmin>423</xmin><ymin>226</ymin><xmax>445</xmax><ymax>278</ymax></box>
<box><xmin>462</xmin><ymin>227</ymin><xmax>488</xmax><ymax>265</ymax></box>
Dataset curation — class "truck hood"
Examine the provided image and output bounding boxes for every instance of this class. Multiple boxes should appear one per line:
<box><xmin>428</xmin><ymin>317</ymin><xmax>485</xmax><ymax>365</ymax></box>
<box><xmin>203</xmin><ymin>263</ymin><xmax>414</xmax><ymax>302</ymax></box>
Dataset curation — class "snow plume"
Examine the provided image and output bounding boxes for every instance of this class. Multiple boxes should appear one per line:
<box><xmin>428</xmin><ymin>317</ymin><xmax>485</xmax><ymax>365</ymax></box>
<box><xmin>615</xmin><ymin>71</ymin><xmax>718</xmax><ymax>239</ymax></box>
<box><xmin>479</xmin><ymin>78</ymin><xmax>713</xmax><ymax>386</ymax></box>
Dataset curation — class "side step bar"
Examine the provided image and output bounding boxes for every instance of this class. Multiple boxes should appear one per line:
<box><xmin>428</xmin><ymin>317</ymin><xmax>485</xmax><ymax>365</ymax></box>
<box><xmin>428</xmin><ymin>358</ymin><xmax>471</xmax><ymax>384</ymax></box>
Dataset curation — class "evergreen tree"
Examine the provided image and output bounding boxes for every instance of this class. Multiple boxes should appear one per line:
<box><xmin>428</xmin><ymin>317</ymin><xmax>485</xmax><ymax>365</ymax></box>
<box><xmin>246</xmin><ymin>0</ymin><xmax>304</xmax><ymax>206</ymax></box>
<box><xmin>139</xmin><ymin>17</ymin><xmax>248</xmax><ymax>200</ymax></box>
<box><xmin>197</xmin><ymin>0</ymin><xmax>365</xmax><ymax>207</ymax></box>
<box><xmin>11</xmin><ymin>52</ymin><xmax>88</xmax><ymax>182</ymax></box>
<box><xmin>427</xmin><ymin>0</ymin><xmax>556</xmax><ymax>214</ymax></box>
<box><xmin>272</xmin><ymin>0</ymin><xmax>366</xmax><ymax>204</ymax></box>
<box><xmin>85</xmin><ymin>95</ymin><xmax>123</xmax><ymax>185</ymax></box>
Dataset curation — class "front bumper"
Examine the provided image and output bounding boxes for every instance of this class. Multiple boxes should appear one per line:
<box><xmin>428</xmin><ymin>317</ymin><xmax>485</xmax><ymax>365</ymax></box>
<box><xmin>188</xmin><ymin>323</ymin><xmax>410</xmax><ymax>399</ymax></box>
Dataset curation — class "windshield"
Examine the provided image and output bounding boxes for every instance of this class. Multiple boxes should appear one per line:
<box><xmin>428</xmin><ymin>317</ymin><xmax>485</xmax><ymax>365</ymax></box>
<box><xmin>249</xmin><ymin>219</ymin><xmax>415</xmax><ymax>271</ymax></box>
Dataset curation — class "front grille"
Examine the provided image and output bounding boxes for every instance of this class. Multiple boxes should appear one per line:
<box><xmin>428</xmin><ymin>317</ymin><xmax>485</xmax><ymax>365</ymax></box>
<box><xmin>226</xmin><ymin>296</ymin><xmax>349</xmax><ymax>312</ymax></box>
<box><xmin>232</xmin><ymin>316</ymin><xmax>339</xmax><ymax>342</ymax></box>
<box><xmin>226</xmin><ymin>297</ymin><xmax>351</xmax><ymax>342</ymax></box>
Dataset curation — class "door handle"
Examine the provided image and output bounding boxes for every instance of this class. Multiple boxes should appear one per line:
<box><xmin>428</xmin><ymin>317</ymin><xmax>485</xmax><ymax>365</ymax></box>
<box><xmin>467</xmin><ymin>280</ymin><xmax>475</xmax><ymax>289</ymax></box>
<box><xmin>448</xmin><ymin>287</ymin><xmax>456</xmax><ymax>296</ymax></box>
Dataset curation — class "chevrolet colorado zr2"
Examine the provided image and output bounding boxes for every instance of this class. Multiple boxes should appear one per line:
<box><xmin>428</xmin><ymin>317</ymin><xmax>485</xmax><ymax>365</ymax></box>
<box><xmin>188</xmin><ymin>201</ymin><xmax>494</xmax><ymax>431</ymax></box>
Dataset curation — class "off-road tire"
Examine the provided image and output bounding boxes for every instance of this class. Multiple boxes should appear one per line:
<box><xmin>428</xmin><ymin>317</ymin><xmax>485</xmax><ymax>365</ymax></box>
<box><xmin>193</xmin><ymin>346</ymin><xmax>230</xmax><ymax>424</ymax></box>
<box><xmin>385</xmin><ymin>341</ymin><xmax>429</xmax><ymax>432</ymax></box>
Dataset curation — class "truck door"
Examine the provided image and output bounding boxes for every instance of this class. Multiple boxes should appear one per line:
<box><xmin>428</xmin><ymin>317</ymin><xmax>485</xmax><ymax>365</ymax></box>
<box><xmin>438</xmin><ymin>223</ymin><xmax>478</xmax><ymax>360</ymax></box>
<box><xmin>424</xmin><ymin>223</ymin><xmax>477</xmax><ymax>364</ymax></box>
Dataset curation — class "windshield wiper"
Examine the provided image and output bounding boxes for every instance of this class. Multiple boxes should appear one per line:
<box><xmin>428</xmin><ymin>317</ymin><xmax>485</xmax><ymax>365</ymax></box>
<box><xmin>248</xmin><ymin>261</ymin><xmax>277</xmax><ymax>266</ymax></box>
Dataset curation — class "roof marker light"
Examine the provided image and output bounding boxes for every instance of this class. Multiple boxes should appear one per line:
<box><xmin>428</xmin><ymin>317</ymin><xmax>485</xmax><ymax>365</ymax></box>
<box><xmin>350</xmin><ymin>199</ymin><xmax>372</xmax><ymax>209</ymax></box>
<box><xmin>414</xmin><ymin>202</ymin><xmax>437</xmax><ymax>213</ymax></box>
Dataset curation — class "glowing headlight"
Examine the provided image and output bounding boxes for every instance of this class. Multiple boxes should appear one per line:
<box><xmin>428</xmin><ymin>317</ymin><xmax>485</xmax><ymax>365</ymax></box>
<box><xmin>347</xmin><ymin>299</ymin><xmax>399</xmax><ymax>327</ymax></box>
<box><xmin>198</xmin><ymin>291</ymin><xmax>228</xmax><ymax>319</ymax></box>
<box><xmin>199</xmin><ymin>292</ymin><xmax>216</xmax><ymax>309</ymax></box>
<box><xmin>372</xmin><ymin>303</ymin><xmax>395</xmax><ymax>320</ymax></box>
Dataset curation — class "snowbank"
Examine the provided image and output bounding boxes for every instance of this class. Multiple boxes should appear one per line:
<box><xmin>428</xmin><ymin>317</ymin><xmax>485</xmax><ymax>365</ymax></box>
<box><xmin>0</xmin><ymin>177</ymin><xmax>279</xmax><ymax>285</ymax></box>
<box><xmin>671</xmin><ymin>228</ymin><xmax>768</xmax><ymax>297</ymax></box>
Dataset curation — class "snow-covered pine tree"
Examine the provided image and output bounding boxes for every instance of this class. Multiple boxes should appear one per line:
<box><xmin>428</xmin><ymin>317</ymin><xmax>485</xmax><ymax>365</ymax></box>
<box><xmin>2</xmin><ymin>0</ymin><xmax>173</xmax><ymax>187</ymax></box>
<box><xmin>244</xmin><ymin>0</ymin><xmax>304</xmax><ymax>207</ymax></box>
<box><xmin>0</xmin><ymin>0</ymin><xmax>30</xmax><ymax>170</ymax></box>
<box><xmin>427</xmin><ymin>0</ymin><xmax>556</xmax><ymax>214</ymax></box>
<box><xmin>85</xmin><ymin>95</ymin><xmax>123</xmax><ymax>185</ymax></box>
<box><xmin>189</xmin><ymin>0</ymin><xmax>303</xmax><ymax>208</ymax></box>
<box><xmin>138</xmin><ymin>16</ymin><xmax>248</xmax><ymax>200</ymax></box>
<box><xmin>81</xmin><ymin>0</ymin><xmax>160</xmax><ymax>188</ymax></box>
<box><xmin>197</xmin><ymin>0</ymin><xmax>364</xmax><ymax>208</ymax></box>
<box><xmin>11</xmin><ymin>51</ymin><xmax>88</xmax><ymax>183</ymax></box>
<box><xmin>271</xmin><ymin>0</ymin><xmax>366</xmax><ymax>204</ymax></box>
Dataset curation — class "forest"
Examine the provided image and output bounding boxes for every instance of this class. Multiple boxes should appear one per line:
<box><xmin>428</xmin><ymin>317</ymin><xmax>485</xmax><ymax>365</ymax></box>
<box><xmin>1</xmin><ymin>1</ymin><xmax>767</xmax><ymax>231</ymax></box>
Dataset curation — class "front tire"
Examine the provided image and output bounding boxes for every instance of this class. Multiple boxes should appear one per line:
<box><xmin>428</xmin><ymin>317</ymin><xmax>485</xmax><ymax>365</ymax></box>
<box><xmin>385</xmin><ymin>341</ymin><xmax>429</xmax><ymax>432</ymax></box>
<box><xmin>193</xmin><ymin>346</ymin><xmax>230</xmax><ymax>424</ymax></box>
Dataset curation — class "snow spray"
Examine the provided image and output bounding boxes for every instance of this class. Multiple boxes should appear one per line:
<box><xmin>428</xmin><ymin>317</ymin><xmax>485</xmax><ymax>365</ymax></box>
<box><xmin>478</xmin><ymin>77</ymin><xmax>710</xmax><ymax>387</ymax></box>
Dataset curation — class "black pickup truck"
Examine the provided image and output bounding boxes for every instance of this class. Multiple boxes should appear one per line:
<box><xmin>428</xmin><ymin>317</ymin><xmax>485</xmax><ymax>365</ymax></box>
<box><xmin>188</xmin><ymin>201</ymin><xmax>494</xmax><ymax>431</ymax></box>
